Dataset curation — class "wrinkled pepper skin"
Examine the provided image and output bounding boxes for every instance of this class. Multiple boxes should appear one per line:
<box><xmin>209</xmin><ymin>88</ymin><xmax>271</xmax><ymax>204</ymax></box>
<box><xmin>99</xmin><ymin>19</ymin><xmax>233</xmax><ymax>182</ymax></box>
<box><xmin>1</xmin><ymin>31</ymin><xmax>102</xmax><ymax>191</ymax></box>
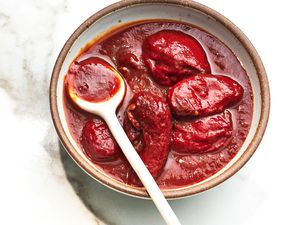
<box><xmin>124</xmin><ymin>92</ymin><xmax>172</xmax><ymax>179</ymax></box>
<box><xmin>81</xmin><ymin>119</ymin><xmax>121</xmax><ymax>162</ymax></box>
<box><xmin>172</xmin><ymin>111</ymin><xmax>233</xmax><ymax>154</ymax></box>
<box><xmin>167</xmin><ymin>74</ymin><xmax>244</xmax><ymax>117</ymax></box>
<box><xmin>142</xmin><ymin>30</ymin><xmax>211</xmax><ymax>86</ymax></box>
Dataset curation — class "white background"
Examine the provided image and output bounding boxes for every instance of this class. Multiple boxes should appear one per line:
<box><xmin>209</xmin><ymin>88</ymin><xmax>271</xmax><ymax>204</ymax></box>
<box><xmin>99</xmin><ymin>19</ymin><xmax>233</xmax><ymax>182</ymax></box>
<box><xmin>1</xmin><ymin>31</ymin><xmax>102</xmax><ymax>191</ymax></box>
<box><xmin>0</xmin><ymin>0</ymin><xmax>299</xmax><ymax>225</ymax></box>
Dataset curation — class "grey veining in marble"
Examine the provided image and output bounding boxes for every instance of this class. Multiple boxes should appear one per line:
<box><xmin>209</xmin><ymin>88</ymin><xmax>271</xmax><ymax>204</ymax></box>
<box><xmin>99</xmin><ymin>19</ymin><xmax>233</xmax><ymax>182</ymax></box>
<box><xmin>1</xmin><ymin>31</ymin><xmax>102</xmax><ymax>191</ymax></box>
<box><xmin>0</xmin><ymin>0</ymin><xmax>105</xmax><ymax>224</ymax></box>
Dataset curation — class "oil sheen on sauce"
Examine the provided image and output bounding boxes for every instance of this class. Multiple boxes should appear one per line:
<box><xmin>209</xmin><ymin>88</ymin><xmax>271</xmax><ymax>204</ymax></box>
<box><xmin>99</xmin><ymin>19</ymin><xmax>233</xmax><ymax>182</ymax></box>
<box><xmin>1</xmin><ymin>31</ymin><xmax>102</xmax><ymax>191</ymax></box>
<box><xmin>63</xmin><ymin>20</ymin><xmax>253</xmax><ymax>189</ymax></box>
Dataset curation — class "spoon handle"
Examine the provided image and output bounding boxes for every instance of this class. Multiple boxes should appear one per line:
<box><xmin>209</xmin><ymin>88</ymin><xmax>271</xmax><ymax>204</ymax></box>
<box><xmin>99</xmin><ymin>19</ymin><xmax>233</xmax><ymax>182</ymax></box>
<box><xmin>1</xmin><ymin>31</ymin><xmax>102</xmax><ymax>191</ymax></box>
<box><xmin>105</xmin><ymin>115</ymin><xmax>181</xmax><ymax>225</ymax></box>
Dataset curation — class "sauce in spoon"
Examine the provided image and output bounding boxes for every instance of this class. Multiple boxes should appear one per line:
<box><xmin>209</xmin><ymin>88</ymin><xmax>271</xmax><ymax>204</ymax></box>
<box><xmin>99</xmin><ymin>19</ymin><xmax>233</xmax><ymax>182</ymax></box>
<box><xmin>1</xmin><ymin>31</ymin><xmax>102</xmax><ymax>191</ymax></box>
<box><xmin>67</xmin><ymin>57</ymin><xmax>121</xmax><ymax>103</ymax></box>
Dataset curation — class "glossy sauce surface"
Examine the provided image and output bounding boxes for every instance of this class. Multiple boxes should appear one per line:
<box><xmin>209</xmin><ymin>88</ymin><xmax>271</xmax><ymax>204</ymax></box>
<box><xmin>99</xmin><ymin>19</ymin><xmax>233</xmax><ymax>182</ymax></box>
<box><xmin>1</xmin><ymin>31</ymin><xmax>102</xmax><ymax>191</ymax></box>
<box><xmin>63</xmin><ymin>21</ymin><xmax>253</xmax><ymax>189</ymax></box>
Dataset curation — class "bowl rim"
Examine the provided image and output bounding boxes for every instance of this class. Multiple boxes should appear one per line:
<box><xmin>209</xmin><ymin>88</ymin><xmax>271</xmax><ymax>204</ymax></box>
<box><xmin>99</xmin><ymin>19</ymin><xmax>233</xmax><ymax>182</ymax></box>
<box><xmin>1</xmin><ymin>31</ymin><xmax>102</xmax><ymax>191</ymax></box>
<box><xmin>50</xmin><ymin>0</ymin><xmax>270</xmax><ymax>199</ymax></box>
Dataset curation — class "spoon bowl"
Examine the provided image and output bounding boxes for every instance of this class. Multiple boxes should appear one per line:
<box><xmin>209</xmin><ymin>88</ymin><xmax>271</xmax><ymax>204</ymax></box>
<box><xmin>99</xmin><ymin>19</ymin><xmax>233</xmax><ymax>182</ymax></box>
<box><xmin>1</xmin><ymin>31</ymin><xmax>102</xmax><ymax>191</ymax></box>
<box><xmin>67</xmin><ymin>60</ymin><xmax>126</xmax><ymax>119</ymax></box>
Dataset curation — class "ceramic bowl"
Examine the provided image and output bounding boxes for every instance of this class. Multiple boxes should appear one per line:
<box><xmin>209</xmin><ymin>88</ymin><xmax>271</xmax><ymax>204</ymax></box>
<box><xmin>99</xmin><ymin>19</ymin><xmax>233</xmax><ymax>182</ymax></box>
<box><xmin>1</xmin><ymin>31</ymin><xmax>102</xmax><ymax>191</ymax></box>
<box><xmin>50</xmin><ymin>0</ymin><xmax>270</xmax><ymax>199</ymax></box>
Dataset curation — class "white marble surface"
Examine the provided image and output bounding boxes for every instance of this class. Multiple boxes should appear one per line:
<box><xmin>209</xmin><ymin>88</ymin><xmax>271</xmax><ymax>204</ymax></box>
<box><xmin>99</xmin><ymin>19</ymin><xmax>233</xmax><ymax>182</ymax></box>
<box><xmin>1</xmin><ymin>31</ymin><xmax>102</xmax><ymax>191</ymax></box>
<box><xmin>0</xmin><ymin>0</ymin><xmax>299</xmax><ymax>225</ymax></box>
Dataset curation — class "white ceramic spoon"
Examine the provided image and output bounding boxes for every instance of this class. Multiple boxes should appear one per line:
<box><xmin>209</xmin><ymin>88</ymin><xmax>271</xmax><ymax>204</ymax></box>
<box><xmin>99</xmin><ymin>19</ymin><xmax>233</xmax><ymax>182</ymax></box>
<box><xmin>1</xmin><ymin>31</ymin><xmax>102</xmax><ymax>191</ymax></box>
<box><xmin>68</xmin><ymin>62</ymin><xmax>181</xmax><ymax>225</ymax></box>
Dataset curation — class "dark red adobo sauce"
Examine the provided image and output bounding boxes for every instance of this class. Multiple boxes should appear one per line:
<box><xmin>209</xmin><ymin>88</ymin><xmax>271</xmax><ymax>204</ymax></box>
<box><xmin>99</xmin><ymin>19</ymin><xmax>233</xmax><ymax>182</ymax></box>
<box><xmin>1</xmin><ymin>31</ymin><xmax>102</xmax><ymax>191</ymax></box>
<box><xmin>63</xmin><ymin>20</ymin><xmax>253</xmax><ymax>189</ymax></box>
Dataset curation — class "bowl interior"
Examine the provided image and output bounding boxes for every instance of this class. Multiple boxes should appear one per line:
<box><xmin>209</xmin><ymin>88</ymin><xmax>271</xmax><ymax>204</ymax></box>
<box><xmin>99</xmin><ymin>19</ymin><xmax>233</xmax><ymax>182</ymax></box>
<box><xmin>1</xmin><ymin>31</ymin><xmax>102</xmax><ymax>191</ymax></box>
<box><xmin>53</xmin><ymin>1</ymin><xmax>264</xmax><ymax>199</ymax></box>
